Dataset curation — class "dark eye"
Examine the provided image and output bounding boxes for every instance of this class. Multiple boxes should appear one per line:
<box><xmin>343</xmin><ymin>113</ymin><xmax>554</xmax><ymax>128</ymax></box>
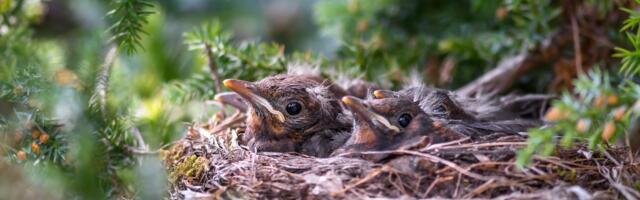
<box><xmin>433</xmin><ymin>105</ymin><xmax>447</xmax><ymax>114</ymax></box>
<box><xmin>286</xmin><ymin>102</ymin><xmax>302</xmax><ymax>115</ymax></box>
<box><xmin>398</xmin><ymin>113</ymin><xmax>412</xmax><ymax>128</ymax></box>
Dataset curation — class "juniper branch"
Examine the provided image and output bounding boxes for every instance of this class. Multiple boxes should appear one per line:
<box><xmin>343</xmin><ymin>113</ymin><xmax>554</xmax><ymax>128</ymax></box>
<box><xmin>90</xmin><ymin>46</ymin><xmax>118</xmax><ymax>114</ymax></box>
<box><xmin>107</xmin><ymin>0</ymin><xmax>154</xmax><ymax>55</ymax></box>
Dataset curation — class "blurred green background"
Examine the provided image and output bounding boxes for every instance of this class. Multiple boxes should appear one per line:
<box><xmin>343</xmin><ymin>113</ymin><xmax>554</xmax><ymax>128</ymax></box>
<box><xmin>0</xmin><ymin>0</ymin><xmax>634</xmax><ymax>199</ymax></box>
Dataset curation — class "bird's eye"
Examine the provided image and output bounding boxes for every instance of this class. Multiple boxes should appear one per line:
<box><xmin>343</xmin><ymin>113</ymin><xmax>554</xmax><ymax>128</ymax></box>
<box><xmin>286</xmin><ymin>102</ymin><xmax>302</xmax><ymax>115</ymax></box>
<box><xmin>398</xmin><ymin>113</ymin><xmax>412</xmax><ymax>128</ymax></box>
<box><xmin>433</xmin><ymin>105</ymin><xmax>447</xmax><ymax>114</ymax></box>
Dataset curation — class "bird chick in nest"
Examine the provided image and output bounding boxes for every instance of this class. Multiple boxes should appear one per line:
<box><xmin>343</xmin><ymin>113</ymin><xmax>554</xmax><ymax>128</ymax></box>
<box><xmin>373</xmin><ymin>87</ymin><xmax>478</xmax><ymax>121</ymax></box>
<box><xmin>216</xmin><ymin>79</ymin><xmax>379</xmax><ymax>113</ymax></box>
<box><xmin>223</xmin><ymin>74</ymin><xmax>352</xmax><ymax>157</ymax></box>
<box><xmin>373</xmin><ymin>88</ymin><xmax>544</xmax><ymax>139</ymax></box>
<box><xmin>334</xmin><ymin>95</ymin><xmax>543</xmax><ymax>161</ymax></box>
<box><xmin>333</xmin><ymin>96</ymin><xmax>465</xmax><ymax>161</ymax></box>
<box><xmin>216</xmin><ymin>63</ymin><xmax>380</xmax><ymax>112</ymax></box>
<box><xmin>373</xmin><ymin>86</ymin><xmax>553</xmax><ymax>123</ymax></box>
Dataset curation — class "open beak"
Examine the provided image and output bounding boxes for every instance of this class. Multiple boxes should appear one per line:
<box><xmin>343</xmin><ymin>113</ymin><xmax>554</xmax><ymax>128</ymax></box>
<box><xmin>373</xmin><ymin>90</ymin><xmax>396</xmax><ymax>99</ymax></box>
<box><xmin>214</xmin><ymin>92</ymin><xmax>248</xmax><ymax>112</ymax></box>
<box><xmin>223</xmin><ymin>79</ymin><xmax>285</xmax><ymax>122</ymax></box>
<box><xmin>342</xmin><ymin>96</ymin><xmax>400</xmax><ymax>132</ymax></box>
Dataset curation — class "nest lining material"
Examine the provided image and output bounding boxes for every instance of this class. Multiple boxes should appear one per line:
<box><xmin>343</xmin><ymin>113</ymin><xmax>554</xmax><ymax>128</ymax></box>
<box><xmin>164</xmin><ymin>111</ymin><xmax>640</xmax><ymax>199</ymax></box>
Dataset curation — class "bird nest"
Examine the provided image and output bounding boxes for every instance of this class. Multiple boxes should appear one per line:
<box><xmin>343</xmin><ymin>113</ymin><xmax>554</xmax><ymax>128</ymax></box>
<box><xmin>163</xmin><ymin>111</ymin><xmax>640</xmax><ymax>199</ymax></box>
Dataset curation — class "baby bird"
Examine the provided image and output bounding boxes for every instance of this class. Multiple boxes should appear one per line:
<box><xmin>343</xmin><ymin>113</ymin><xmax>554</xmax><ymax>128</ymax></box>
<box><xmin>373</xmin><ymin>88</ymin><xmax>478</xmax><ymax>121</ymax></box>
<box><xmin>216</xmin><ymin>79</ymin><xmax>380</xmax><ymax>112</ymax></box>
<box><xmin>334</xmin><ymin>96</ymin><xmax>465</xmax><ymax>160</ymax></box>
<box><xmin>373</xmin><ymin>87</ymin><xmax>553</xmax><ymax>122</ymax></box>
<box><xmin>223</xmin><ymin>74</ymin><xmax>352</xmax><ymax>157</ymax></box>
<box><xmin>335</xmin><ymin>95</ymin><xmax>542</xmax><ymax>160</ymax></box>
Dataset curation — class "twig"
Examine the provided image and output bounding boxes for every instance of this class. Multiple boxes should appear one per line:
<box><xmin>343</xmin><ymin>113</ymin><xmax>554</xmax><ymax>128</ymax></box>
<box><xmin>593</xmin><ymin>159</ymin><xmax>640</xmax><ymax>199</ymax></box>
<box><xmin>338</xmin><ymin>148</ymin><xmax>499</xmax><ymax>181</ymax></box>
<box><xmin>465</xmin><ymin>161</ymin><xmax>514</xmax><ymax>171</ymax></box>
<box><xmin>131</xmin><ymin>127</ymin><xmax>148</xmax><ymax>151</ymax></box>
<box><xmin>457</xmin><ymin>30</ymin><xmax>572</xmax><ymax>97</ymax></box>
<box><xmin>422</xmin><ymin>137</ymin><xmax>470</xmax><ymax>151</ymax></box>
<box><xmin>436</xmin><ymin>141</ymin><xmax>528</xmax><ymax>150</ymax></box>
<box><xmin>453</xmin><ymin>173</ymin><xmax>462</xmax><ymax>198</ymax></box>
<box><xmin>204</xmin><ymin>43</ymin><xmax>223</xmax><ymax>93</ymax></box>
<box><xmin>423</xmin><ymin>175</ymin><xmax>452</xmax><ymax>197</ymax></box>
<box><xmin>571</xmin><ymin>16</ymin><xmax>584</xmax><ymax>75</ymax></box>
<box><xmin>465</xmin><ymin>178</ymin><xmax>496</xmax><ymax>198</ymax></box>
<box><xmin>209</xmin><ymin>111</ymin><xmax>246</xmax><ymax>135</ymax></box>
<box><xmin>533</xmin><ymin>156</ymin><xmax>575</xmax><ymax>171</ymax></box>
<box><xmin>601</xmin><ymin>149</ymin><xmax>622</xmax><ymax>166</ymax></box>
<box><xmin>386</xmin><ymin>170</ymin><xmax>409</xmax><ymax>195</ymax></box>
<box><xmin>394</xmin><ymin>150</ymin><xmax>498</xmax><ymax>181</ymax></box>
<box><xmin>331</xmin><ymin>165</ymin><xmax>390</xmax><ymax>196</ymax></box>
<box><xmin>128</xmin><ymin>140</ymin><xmax>179</xmax><ymax>155</ymax></box>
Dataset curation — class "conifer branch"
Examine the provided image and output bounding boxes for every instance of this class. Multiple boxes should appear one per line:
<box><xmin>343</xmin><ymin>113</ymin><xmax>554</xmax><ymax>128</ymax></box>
<box><xmin>90</xmin><ymin>46</ymin><xmax>118</xmax><ymax>114</ymax></box>
<box><xmin>107</xmin><ymin>0</ymin><xmax>154</xmax><ymax>55</ymax></box>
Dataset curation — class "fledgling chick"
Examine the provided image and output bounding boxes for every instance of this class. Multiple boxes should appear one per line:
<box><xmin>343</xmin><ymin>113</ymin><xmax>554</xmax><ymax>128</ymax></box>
<box><xmin>373</xmin><ymin>87</ymin><xmax>554</xmax><ymax>122</ymax></box>
<box><xmin>374</xmin><ymin>88</ymin><xmax>477</xmax><ymax>121</ymax></box>
<box><xmin>335</xmin><ymin>95</ymin><xmax>542</xmax><ymax>160</ymax></box>
<box><xmin>333</xmin><ymin>96</ymin><xmax>465</xmax><ymax>160</ymax></box>
<box><xmin>216</xmin><ymin>62</ymin><xmax>380</xmax><ymax>112</ymax></box>
<box><xmin>340</xmin><ymin>79</ymin><xmax>382</xmax><ymax>99</ymax></box>
<box><xmin>374</xmin><ymin>88</ymin><xmax>546</xmax><ymax>140</ymax></box>
<box><xmin>223</xmin><ymin>74</ymin><xmax>352</xmax><ymax>157</ymax></box>
<box><xmin>364</xmin><ymin>88</ymin><xmax>542</xmax><ymax>140</ymax></box>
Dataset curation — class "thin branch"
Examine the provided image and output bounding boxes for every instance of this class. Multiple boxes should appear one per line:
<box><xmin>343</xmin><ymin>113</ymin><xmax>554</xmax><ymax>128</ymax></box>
<box><xmin>128</xmin><ymin>140</ymin><xmax>179</xmax><ymax>155</ymax></box>
<box><xmin>331</xmin><ymin>165</ymin><xmax>390</xmax><ymax>196</ymax></box>
<box><xmin>571</xmin><ymin>16</ymin><xmax>584</xmax><ymax>75</ymax></box>
<box><xmin>349</xmin><ymin>149</ymin><xmax>500</xmax><ymax>181</ymax></box>
<box><xmin>456</xmin><ymin>29</ymin><xmax>573</xmax><ymax>97</ymax></box>
<box><xmin>131</xmin><ymin>127</ymin><xmax>148</xmax><ymax>151</ymax></box>
<box><xmin>204</xmin><ymin>43</ymin><xmax>223</xmax><ymax>93</ymax></box>
<box><xmin>209</xmin><ymin>111</ymin><xmax>246</xmax><ymax>135</ymax></box>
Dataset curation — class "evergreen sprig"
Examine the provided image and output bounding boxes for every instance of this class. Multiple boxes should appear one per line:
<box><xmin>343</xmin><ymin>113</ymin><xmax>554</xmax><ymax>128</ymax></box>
<box><xmin>614</xmin><ymin>0</ymin><xmax>640</xmax><ymax>77</ymax></box>
<box><xmin>517</xmin><ymin>1</ymin><xmax>640</xmax><ymax>167</ymax></box>
<box><xmin>107</xmin><ymin>0</ymin><xmax>154</xmax><ymax>55</ymax></box>
<box><xmin>183</xmin><ymin>21</ymin><xmax>287</xmax><ymax>79</ymax></box>
<box><xmin>174</xmin><ymin>21</ymin><xmax>287</xmax><ymax>103</ymax></box>
<box><xmin>516</xmin><ymin>69</ymin><xmax>632</xmax><ymax>167</ymax></box>
<box><xmin>504</xmin><ymin>0</ymin><xmax>561</xmax><ymax>49</ymax></box>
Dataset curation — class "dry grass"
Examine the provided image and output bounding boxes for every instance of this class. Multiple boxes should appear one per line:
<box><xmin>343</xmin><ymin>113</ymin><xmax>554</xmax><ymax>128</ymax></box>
<box><xmin>164</xmin><ymin>111</ymin><xmax>640</xmax><ymax>199</ymax></box>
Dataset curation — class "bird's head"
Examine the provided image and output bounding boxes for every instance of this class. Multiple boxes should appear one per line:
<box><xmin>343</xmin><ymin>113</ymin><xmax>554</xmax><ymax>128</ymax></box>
<box><xmin>338</xmin><ymin>96</ymin><xmax>437</xmax><ymax>156</ymax></box>
<box><xmin>223</xmin><ymin>74</ymin><xmax>350</xmax><ymax>153</ymax></box>
<box><xmin>374</xmin><ymin>88</ymin><xmax>476</xmax><ymax>121</ymax></box>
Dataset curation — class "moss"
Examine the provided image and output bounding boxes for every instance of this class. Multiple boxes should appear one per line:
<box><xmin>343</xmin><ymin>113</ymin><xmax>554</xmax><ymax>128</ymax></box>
<box><xmin>555</xmin><ymin>168</ymin><xmax>577</xmax><ymax>183</ymax></box>
<box><xmin>168</xmin><ymin>155</ymin><xmax>209</xmax><ymax>183</ymax></box>
<box><xmin>161</xmin><ymin>142</ymin><xmax>185</xmax><ymax>165</ymax></box>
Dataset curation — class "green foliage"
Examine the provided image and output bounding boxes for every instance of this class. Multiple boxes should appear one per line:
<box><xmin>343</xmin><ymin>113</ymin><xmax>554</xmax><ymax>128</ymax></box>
<box><xmin>184</xmin><ymin>20</ymin><xmax>287</xmax><ymax>79</ymax></box>
<box><xmin>517</xmin><ymin>1</ymin><xmax>639</xmax><ymax>167</ymax></box>
<box><xmin>615</xmin><ymin>1</ymin><xmax>640</xmax><ymax>77</ymax></box>
<box><xmin>0</xmin><ymin>0</ymin><xmax>635</xmax><ymax>198</ymax></box>
<box><xmin>0</xmin><ymin>50</ymin><xmax>139</xmax><ymax>200</ymax></box>
<box><xmin>107</xmin><ymin>0</ymin><xmax>155</xmax><ymax>55</ymax></box>
<box><xmin>517</xmin><ymin>69</ymin><xmax>633</xmax><ymax>167</ymax></box>
<box><xmin>0</xmin><ymin>1</ymin><xmax>153</xmax><ymax>198</ymax></box>
<box><xmin>503</xmin><ymin>0</ymin><xmax>561</xmax><ymax>48</ymax></box>
<box><xmin>313</xmin><ymin>0</ymin><xmax>564</xmax><ymax>88</ymax></box>
<box><xmin>172</xmin><ymin>20</ymin><xmax>287</xmax><ymax>103</ymax></box>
